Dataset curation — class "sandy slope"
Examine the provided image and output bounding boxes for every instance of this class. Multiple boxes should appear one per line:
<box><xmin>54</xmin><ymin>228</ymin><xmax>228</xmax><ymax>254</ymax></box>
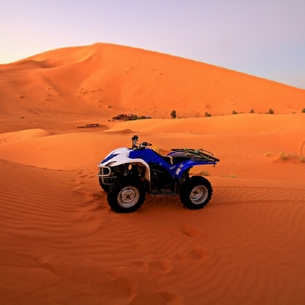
<box><xmin>1</xmin><ymin>43</ymin><xmax>305</xmax><ymax>120</ymax></box>
<box><xmin>1</xmin><ymin>43</ymin><xmax>305</xmax><ymax>304</ymax></box>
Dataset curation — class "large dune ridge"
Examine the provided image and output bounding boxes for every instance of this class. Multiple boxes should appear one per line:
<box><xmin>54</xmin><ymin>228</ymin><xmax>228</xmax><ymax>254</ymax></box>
<box><xmin>1</xmin><ymin>43</ymin><xmax>305</xmax><ymax>121</ymax></box>
<box><xmin>1</xmin><ymin>43</ymin><xmax>305</xmax><ymax>304</ymax></box>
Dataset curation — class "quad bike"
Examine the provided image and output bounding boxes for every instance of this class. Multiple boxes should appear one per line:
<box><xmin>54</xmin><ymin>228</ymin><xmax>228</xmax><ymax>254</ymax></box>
<box><xmin>97</xmin><ymin>135</ymin><xmax>220</xmax><ymax>213</ymax></box>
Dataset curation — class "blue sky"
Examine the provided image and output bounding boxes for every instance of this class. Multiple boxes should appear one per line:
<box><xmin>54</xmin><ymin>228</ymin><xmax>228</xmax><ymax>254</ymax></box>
<box><xmin>1</xmin><ymin>0</ymin><xmax>305</xmax><ymax>88</ymax></box>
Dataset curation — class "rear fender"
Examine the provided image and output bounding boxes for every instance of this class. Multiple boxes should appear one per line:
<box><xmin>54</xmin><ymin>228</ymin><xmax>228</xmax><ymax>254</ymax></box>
<box><xmin>173</xmin><ymin>160</ymin><xmax>216</xmax><ymax>179</ymax></box>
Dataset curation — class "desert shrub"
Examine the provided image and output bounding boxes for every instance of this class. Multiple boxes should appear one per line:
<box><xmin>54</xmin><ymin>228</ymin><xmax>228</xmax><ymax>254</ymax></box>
<box><xmin>278</xmin><ymin>152</ymin><xmax>304</xmax><ymax>162</ymax></box>
<box><xmin>265</xmin><ymin>150</ymin><xmax>304</xmax><ymax>162</ymax></box>
<box><xmin>130</xmin><ymin>115</ymin><xmax>138</xmax><ymax>120</ymax></box>
<box><xmin>264</xmin><ymin>152</ymin><xmax>275</xmax><ymax>157</ymax></box>
<box><xmin>205</xmin><ymin>112</ymin><xmax>212</xmax><ymax>117</ymax></box>
<box><xmin>199</xmin><ymin>170</ymin><xmax>210</xmax><ymax>176</ymax></box>
<box><xmin>171</xmin><ymin>110</ymin><xmax>177</xmax><ymax>119</ymax></box>
<box><xmin>279</xmin><ymin>152</ymin><xmax>289</xmax><ymax>160</ymax></box>
<box><xmin>222</xmin><ymin>174</ymin><xmax>237</xmax><ymax>178</ymax></box>
<box><xmin>232</xmin><ymin>110</ymin><xmax>238</xmax><ymax>115</ymax></box>
<box><xmin>302</xmin><ymin>108</ymin><xmax>305</xmax><ymax>113</ymax></box>
<box><xmin>268</xmin><ymin>108</ymin><xmax>274</xmax><ymax>114</ymax></box>
<box><xmin>250</xmin><ymin>109</ymin><xmax>255</xmax><ymax>113</ymax></box>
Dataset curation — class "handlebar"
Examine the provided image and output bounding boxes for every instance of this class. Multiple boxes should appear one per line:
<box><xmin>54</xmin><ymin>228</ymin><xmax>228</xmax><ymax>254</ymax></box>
<box><xmin>140</xmin><ymin>141</ymin><xmax>152</xmax><ymax>147</ymax></box>
<box><xmin>132</xmin><ymin>135</ymin><xmax>152</xmax><ymax>150</ymax></box>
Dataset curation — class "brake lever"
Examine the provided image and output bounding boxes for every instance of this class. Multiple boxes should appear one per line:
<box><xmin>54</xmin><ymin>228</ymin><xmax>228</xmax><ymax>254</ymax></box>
<box><xmin>140</xmin><ymin>142</ymin><xmax>152</xmax><ymax>147</ymax></box>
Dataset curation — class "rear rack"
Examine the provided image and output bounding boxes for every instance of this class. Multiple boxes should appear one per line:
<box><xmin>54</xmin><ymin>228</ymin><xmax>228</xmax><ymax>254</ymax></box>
<box><xmin>171</xmin><ymin>148</ymin><xmax>220</xmax><ymax>163</ymax></box>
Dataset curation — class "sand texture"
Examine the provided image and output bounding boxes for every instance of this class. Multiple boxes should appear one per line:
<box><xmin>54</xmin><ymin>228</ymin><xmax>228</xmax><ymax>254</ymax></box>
<box><xmin>1</xmin><ymin>43</ymin><xmax>305</xmax><ymax>304</ymax></box>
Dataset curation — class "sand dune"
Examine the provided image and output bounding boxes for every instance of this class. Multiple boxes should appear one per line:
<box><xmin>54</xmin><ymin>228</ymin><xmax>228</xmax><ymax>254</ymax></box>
<box><xmin>1</xmin><ymin>43</ymin><xmax>305</xmax><ymax>120</ymax></box>
<box><xmin>1</xmin><ymin>43</ymin><xmax>305</xmax><ymax>304</ymax></box>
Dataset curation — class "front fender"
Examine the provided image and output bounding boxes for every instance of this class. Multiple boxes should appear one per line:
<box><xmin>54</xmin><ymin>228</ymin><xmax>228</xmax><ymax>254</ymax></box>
<box><xmin>98</xmin><ymin>157</ymin><xmax>151</xmax><ymax>186</ymax></box>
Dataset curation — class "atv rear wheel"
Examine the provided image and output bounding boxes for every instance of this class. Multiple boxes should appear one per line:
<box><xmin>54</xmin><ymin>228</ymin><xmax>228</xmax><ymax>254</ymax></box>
<box><xmin>107</xmin><ymin>181</ymin><xmax>146</xmax><ymax>213</ymax></box>
<box><xmin>180</xmin><ymin>176</ymin><xmax>212</xmax><ymax>210</ymax></box>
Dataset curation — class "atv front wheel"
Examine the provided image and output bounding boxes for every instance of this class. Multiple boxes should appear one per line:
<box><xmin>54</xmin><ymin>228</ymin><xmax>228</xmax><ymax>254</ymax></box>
<box><xmin>180</xmin><ymin>176</ymin><xmax>212</xmax><ymax>210</ymax></box>
<box><xmin>107</xmin><ymin>182</ymin><xmax>146</xmax><ymax>213</ymax></box>
<box><xmin>99</xmin><ymin>177</ymin><xmax>110</xmax><ymax>193</ymax></box>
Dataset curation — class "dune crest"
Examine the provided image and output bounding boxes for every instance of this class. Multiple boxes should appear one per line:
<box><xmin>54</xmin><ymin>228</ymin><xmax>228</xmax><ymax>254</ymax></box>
<box><xmin>1</xmin><ymin>43</ymin><xmax>305</xmax><ymax>119</ymax></box>
<box><xmin>0</xmin><ymin>128</ymin><xmax>51</xmax><ymax>144</ymax></box>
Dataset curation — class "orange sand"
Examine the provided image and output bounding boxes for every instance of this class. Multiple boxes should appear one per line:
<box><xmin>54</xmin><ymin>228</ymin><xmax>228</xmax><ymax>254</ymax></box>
<box><xmin>1</xmin><ymin>43</ymin><xmax>305</xmax><ymax>304</ymax></box>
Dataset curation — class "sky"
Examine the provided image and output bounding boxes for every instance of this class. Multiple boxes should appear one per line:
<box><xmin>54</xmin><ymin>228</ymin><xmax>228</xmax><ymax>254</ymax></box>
<box><xmin>1</xmin><ymin>0</ymin><xmax>305</xmax><ymax>89</ymax></box>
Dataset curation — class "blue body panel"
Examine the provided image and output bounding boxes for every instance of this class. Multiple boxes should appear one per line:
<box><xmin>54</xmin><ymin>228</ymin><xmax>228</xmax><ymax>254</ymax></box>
<box><xmin>129</xmin><ymin>149</ymin><xmax>174</xmax><ymax>172</ymax></box>
<box><xmin>129</xmin><ymin>148</ymin><xmax>215</xmax><ymax>179</ymax></box>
